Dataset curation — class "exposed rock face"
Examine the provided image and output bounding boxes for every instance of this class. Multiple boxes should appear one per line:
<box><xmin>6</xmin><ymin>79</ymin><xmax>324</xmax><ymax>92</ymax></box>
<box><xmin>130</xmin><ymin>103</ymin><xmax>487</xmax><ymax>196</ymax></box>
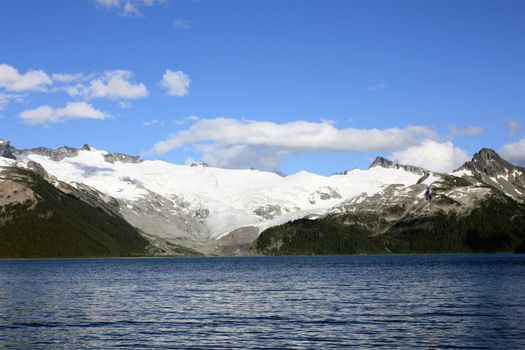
<box><xmin>103</xmin><ymin>152</ymin><xmax>142</xmax><ymax>164</ymax></box>
<box><xmin>369</xmin><ymin>156</ymin><xmax>395</xmax><ymax>169</ymax></box>
<box><xmin>14</xmin><ymin>143</ymin><xmax>142</xmax><ymax>164</ymax></box>
<box><xmin>369</xmin><ymin>156</ymin><xmax>429</xmax><ymax>176</ymax></box>
<box><xmin>254</xmin><ymin>204</ymin><xmax>283</xmax><ymax>219</ymax></box>
<box><xmin>330</xmin><ymin>173</ymin><xmax>494</xmax><ymax>236</ymax></box>
<box><xmin>55</xmin><ymin>181</ymin><xmax>123</xmax><ymax>218</ymax></box>
<box><xmin>201</xmin><ymin>226</ymin><xmax>260</xmax><ymax>256</ymax></box>
<box><xmin>308</xmin><ymin>186</ymin><xmax>342</xmax><ymax>204</ymax></box>
<box><xmin>0</xmin><ymin>179</ymin><xmax>38</xmax><ymax>209</ymax></box>
<box><xmin>0</xmin><ymin>140</ymin><xmax>16</xmax><ymax>160</ymax></box>
<box><xmin>466</xmin><ymin>148</ymin><xmax>516</xmax><ymax>176</ymax></box>
<box><xmin>15</xmin><ymin>146</ymin><xmax>79</xmax><ymax>161</ymax></box>
<box><xmin>455</xmin><ymin>148</ymin><xmax>525</xmax><ymax>202</ymax></box>
<box><xmin>26</xmin><ymin>161</ymin><xmax>48</xmax><ymax>178</ymax></box>
<box><xmin>118</xmin><ymin>190</ymin><xmax>210</xmax><ymax>245</ymax></box>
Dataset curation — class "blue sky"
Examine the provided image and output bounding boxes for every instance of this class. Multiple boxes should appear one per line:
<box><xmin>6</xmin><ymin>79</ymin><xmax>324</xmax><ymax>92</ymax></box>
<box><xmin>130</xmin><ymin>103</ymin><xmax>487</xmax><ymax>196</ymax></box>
<box><xmin>1</xmin><ymin>0</ymin><xmax>524</xmax><ymax>174</ymax></box>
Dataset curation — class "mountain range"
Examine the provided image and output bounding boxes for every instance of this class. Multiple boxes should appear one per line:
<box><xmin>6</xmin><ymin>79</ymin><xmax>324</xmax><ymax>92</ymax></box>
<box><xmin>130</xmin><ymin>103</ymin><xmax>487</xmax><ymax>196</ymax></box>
<box><xmin>1</xmin><ymin>139</ymin><xmax>524</xmax><ymax>258</ymax></box>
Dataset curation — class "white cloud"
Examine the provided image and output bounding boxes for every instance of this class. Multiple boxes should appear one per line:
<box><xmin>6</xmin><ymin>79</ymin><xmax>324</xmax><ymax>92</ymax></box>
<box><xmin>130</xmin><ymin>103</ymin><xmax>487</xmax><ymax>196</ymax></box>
<box><xmin>172</xmin><ymin>114</ymin><xmax>200</xmax><ymax>125</ymax></box>
<box><xmin>0</xmin><ymin>64</ymin><xmax>52</xmax><ymax>92</ymax></box>
<box><xmin>448</xmin><ymin>125</ymin><xmax>484</xmax><ymax>137</ymax></box>
<box><xmin>70</xmin><ymin>70</ymin><xmax>148</xmax><ymax>100</ymax></box>
<box><xmin>0</xmin><ymin>94</ymin><xmax>8</xmax><ymax>111</ymax></box>
<box><xmin>366</xmin><ymin>83</ymin><xmax>386</xmax><ymax>93</ymax></box>
<box><xmin>390</xmin><ymin>140</ymin><xmax>469</xmax><ymax>172</ymax></box>
<box><xmin>161</xmin><ymin>70</ymin><xmax>190</xmax><ymax>96</ymax></box>
<box><xmin>94</xmin><ymin>0</ymin><xmax>121</xmax><ymax>7</ymax></box>
<box><xmin>118</xmin><ymin>101</ymin><xmax>131</xmax><ymax>108</ymax></box>
<box><xmin>174</xmin><ymin>18</ymin><xmax>190</xmax><ymax>29</ymax></box>
<box><xmin>19</xmin><ymin>102</ymin><xmax>109</xmax><ymax>125</ymax></box>
<box><xmin>51</xmin><ymin>73</ymin><xmax>85</xmax><ymax>83</ymax></box>
<box><xmin>150</xmin><ymin>117</ymin><xmax>436</xmax><ymax>169</ymax></box>
<box><xmin>93</xmin><ymin>0</ymin><xmax>166</xmax><ymax>16</ymax></box>
<box><xmin>501</xmin><ymin>138</ymin><xmax>525</xmax><ymax>166</ymax></box>
<box><xmin>143</xmin><ymin>119</ymin><xmax>165</xmax><ymax>126</ymax></box>
<box><xmin>0</xmin><ymin>64</ymin><xmax>148</xmax><ymax>110</ymax></box>
<box><xmin>196</xmin><ymin>143</ymin><xmax>285</xmax><ymax>169</ymax></box>
<box><xmin>0</xmin><ymin>92</ymin><xmax>24</xmax><ymax>111</ymax></box>
<box><xmin>506</xmin><ymin>118</ymin><xmax>522</xmax><ymax>137</ymax></box>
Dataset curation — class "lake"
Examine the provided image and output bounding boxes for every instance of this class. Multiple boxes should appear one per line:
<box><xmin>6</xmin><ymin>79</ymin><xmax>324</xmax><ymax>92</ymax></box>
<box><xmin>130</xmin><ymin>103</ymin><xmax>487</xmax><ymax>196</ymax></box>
<box><xmin>1</xmin><ymin>255</ymin><xmax>524</xmax><ymax>349</ymax></box>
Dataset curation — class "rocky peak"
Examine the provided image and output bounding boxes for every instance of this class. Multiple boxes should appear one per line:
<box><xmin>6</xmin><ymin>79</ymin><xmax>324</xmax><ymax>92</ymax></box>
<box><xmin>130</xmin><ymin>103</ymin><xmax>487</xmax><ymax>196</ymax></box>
<box><xmin>368</xmin><ymin>156</ymin><xmax>428</xmax><ymax>177</ymax></box>
<box><xmin>0</xmin><ymin>140</ymin><xmax>16</xmax><ymax>160</ymax></box>
<box><xmin>14</xmin><ymin>145</ymin><xmax>79</xmax><ymax>161</ymax></box>
<box><xmin>456</xmin><ymin>148</ymin><xmax>525</xmax><ymax>201</ymax></box>
<box><xmin>369</xmin><ymin>156</ymin><xmax>394</xmax><ymax>169</ymax></box>
<box><xmin>459</xmin><ymin>148</ymin><xmax>520</xmax><ymax>177</ymax></box>
<box><xmin>12</xmin><ymin>142</ymin><xmax>142</xmax><ymax>164</ymax></box>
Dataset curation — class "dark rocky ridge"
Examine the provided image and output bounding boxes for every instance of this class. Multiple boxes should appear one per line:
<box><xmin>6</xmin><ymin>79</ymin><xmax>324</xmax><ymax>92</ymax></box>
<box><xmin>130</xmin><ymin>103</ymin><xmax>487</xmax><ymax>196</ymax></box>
<box><xmin>12</xmin><ymin>143</ymin><xmax>142</xmax><ymax>164</ymax></box>
<box><xmin>368</xmin><ymin>156</ymin><xmax>429</xmax><ymax>176</ymax></box>
<box><xmin>0</xmin><ymin>140</ymin><xmax>16</xmax><ymax>160</ymax></box>
<box><xmin>103</xmin><ymin>152</ymin><xmax>141</xmax><ymax>164</ymax></box>
<box><xmin>455</xmin><ymin>148</ymin><xmax>525</xmax><ymax>202</ymax></box>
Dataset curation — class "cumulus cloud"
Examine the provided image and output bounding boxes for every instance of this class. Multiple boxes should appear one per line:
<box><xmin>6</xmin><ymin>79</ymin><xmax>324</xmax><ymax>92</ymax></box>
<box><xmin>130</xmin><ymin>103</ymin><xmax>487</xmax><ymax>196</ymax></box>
<box><xmin>93</xmin><ymin>0</ymin><xmax>166</xmax><ymax>16</ymax></box>
<box><xmin>501</xmin><ymin>138</ymin><xmax>525</xmax><ymax>166</ymax></box>
<box><xmin>161</xmin><ymin>70</ymin><xmax>190</xmax><ymax>96</ymax></box>
<box><xmin>390</xmin><ymin>140</ymin><xmax>469</xmax><ymax>172</ymax></box>
<box><xmin>0</xmin><ymin>64</ymin><xmax>149</xmax><ymax>112</ymax></box>
<box><xmin>506</xmin><ymin>118</ymin><xmax>522</xmax><ymax>137</ymax></box>
<box><xmin>0</xmin><ymin>64</ymin><xmax>52</xmax><ymax>92</ymax></box>
<box><xmin>68</xmin><ymin>70</ymin><xmax>148</xmax><ymax>100</ymax></box>
<box><xmin>196</xmin><ymin>143</ymin><xmax>288</xmax><ymax>169</ymax></box>
<box><xmin>366</xmin><ymin>83</ymin><xmax>386</xmax><ymax>93</ymax></box>
<box><xmin>448</xmin><ymin>125</ymin><xmax>484</xmax><ymax>137</ymax></box>
<box><xmin>19</xmin><ymin>102</ymin><xmax>109</xmax><ymax>125</ymax></box>
<box><xmin>150</xmin><ymin>117</ymin><xmax>437</xmax><ymax>169</ymax></box>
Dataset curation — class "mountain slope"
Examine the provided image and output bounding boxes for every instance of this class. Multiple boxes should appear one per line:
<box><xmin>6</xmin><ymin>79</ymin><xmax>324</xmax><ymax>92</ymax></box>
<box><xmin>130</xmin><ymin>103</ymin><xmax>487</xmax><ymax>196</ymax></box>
<box><xmin>14</xmin><ymin>143</ymin><xmax>423</xmax><ymax>251</ymax></box>
<box><xmin>4</xmin><ymin>140</ymin><xmax>525</xmax><ymax>256</ymax></box>
<box><xmin>0</xmin><ymin>165</ymin><xmax>148</xmax><ymax>258</ymax></box>
<box><xmin>256</xmin><ymin>150</ymin><xmax>525</xmax><ymax>255</ymax></box>
<box><xmin>453</xmin><ymin>148</ymin><xmax>525</xmax><ymax>202</ymax></box>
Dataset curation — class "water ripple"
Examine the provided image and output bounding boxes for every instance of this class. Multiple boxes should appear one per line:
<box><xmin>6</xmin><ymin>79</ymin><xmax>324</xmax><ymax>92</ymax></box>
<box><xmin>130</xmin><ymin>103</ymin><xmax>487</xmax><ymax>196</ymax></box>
<box><xmin>0</xmin><ymin>254</ymin><xmax>524</xmax><ymax>349</ymax></box>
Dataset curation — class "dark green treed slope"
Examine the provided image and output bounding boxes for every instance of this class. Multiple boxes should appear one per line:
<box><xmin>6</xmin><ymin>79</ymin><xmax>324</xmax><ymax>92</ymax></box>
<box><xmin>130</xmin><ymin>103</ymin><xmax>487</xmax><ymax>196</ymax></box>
<box><xmin>515</xmin><ymin>240</ymin><xmax>525</xmax><ymax>254</ymax></box>
<box><xmin>257</xmin><ymin>197</ymin><xmax>525</xmax><ymax>255</ymax></box>
<box><xmin>256</xmin><ymin>217</ymin><xmax>387</xmax><ymax>255</ymax></box>
<box><xmin>0</xmin><ymin>167</ymin><xmax>148</xmax><ymax>258</ymax></box>
<box><xmin>375</xmin><ymin>196</ymin><xmax>525</xmax><ymax>253</ymax></box>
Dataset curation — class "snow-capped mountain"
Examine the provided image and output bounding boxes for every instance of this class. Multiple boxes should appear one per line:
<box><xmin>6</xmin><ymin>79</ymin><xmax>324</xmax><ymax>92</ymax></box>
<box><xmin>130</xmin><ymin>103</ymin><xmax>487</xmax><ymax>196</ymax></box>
<box><xmin>2</xmin><ymin>140</ymin><xmax>524</xmax><ymax>255</ymax></box>
<box><xmin>257</xmin><ymin>148</ymin><xmax>525</xmax><ymax>255</ymax></box>
<box><xmin>11</xmin><ymin>143</ymin><xmax>421</xmax><ymax>245</ymax></box>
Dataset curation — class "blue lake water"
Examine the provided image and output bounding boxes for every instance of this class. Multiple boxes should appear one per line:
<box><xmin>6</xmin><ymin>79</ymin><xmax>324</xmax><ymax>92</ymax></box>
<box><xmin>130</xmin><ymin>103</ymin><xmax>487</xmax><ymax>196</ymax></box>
<box><xmin>1</xmin><ymin>254</ymin><xmax>524</xmax><ymax>349</ymax></box>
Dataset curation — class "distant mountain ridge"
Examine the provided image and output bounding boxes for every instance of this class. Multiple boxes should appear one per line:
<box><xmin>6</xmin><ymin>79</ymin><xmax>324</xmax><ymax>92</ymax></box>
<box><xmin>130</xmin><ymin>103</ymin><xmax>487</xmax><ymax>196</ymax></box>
<box><xmin>369</xmin><ymin>156</ymin><xmax>429</xmax><ymax>176</ymax></box>
<box><xmin>1</xmin><ymin>139</ymin><xmax>524</xmax><ymax>257</ymax></box>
